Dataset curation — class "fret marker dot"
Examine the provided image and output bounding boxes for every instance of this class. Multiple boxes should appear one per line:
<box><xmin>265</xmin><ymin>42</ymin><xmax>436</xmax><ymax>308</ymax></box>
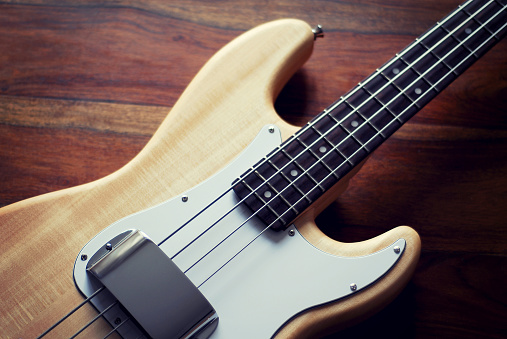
<box><xmin>414</xmin><ymin>88</ymin><xmax>422</xmax><ymax>95</ymax></box>
<box><xmin>319</xmin><ymin>146</ymin><xmax>327</xmax><ymax>153</ymax></box>
<box><xmin>393</xmin><ymin>68</ymin><xmax>400</xmax><ymax>75</ymax></box>
<box><xmin>290</xmin><ymin>169</ymin><xmax>298</xmax><ymax>177</ymax></box>
<box><xmin>465</xmin><ymin>28</ymin><xmax>472</xmax><ymax>34</ymax></box>
<box><xmin>351</xmin><ymin>121</ymin><xmax>359</xmax><ymax>128</ymax></box>
<box><xmin>264</xmin><ymin>191</ymin><xmax>272</xmax><ymax>199</ymax></box>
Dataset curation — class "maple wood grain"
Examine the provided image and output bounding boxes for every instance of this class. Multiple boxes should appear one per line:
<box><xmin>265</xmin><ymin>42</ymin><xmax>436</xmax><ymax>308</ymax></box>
<box><xmin>0</xmin><ymin>0</ymin><xmax>506</xmax><ymax>338</ymax></box>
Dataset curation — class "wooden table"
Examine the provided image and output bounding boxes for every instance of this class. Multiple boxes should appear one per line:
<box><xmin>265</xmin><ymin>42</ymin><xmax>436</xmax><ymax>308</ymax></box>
<box><xmin>1</xmin><ymin>0</ymin><xmax>505</xmax><ymax>337</ymax></box>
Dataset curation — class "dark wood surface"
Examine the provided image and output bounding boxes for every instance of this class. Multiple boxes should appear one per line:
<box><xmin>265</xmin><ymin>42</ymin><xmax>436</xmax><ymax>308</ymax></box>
<box><xmin>1</xmin><ymin>0</ymin><xmax>505</xmax><ymax>338</ymax></box>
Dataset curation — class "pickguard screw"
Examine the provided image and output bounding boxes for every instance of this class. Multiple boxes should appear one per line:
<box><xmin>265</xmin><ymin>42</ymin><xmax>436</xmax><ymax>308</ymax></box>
<box><xmin>105</xmin><ymin>243</ymin><xmax>113</xmax><ymax>251</ymax></box>
<box><xmin>288</xmin><ymin>229</ymin><xmax>295</xmax><ymax>236</ymax></box>
<box><xmin>394</xmin><ymin>246</ymin><xmax>401</xmax><ymax>254</ymax></box>
<box><xmin>81</xmin><ymin>254</ymin><xmax>88</xmax><ymax>261</ymax></box>
<box><xmin>182</xmin><ymin>195</ymin><xmax>189</xmax><ymax>202</ymax></box>
<box><xmin>350</xmin><ymin>283</ymin><xmax>357</xmax><ymax>291</ymax></box>
<box><xmin>114</xmin><ymin>317</ymin><xmax>121</xmax><ymax>325</ymax></box>
<box><xmin>268</xmin><ymin>126</ymin><xmax>275</xmax><ymax>133</ymax></box>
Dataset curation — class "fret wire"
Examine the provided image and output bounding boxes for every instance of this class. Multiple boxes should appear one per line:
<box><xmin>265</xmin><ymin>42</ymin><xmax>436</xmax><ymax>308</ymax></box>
<box><xmin>253</xmin><ymin>169</ymin><xmax>299</xmax><ymax>214</ymax></box>
<box><xmin>402</xmin><ymin>91</ymin><xmax>420</xmax><ymax>109</ymax></box>
<box><xmin>312</xmin><ymin>114</ymin><xmax>355</xmax><ymax>164</ymax></box>
<box><xmin>339</xmin><ymin>100</ymin><xmax>374</xmax><ymax>148</ymax></box>
<box><xmin>321</xmin><ymin>134</ymin><xmax>346</xmax><ymax>161</ymax></box>
<box><xmin>280</xmin><ymin>149</ymin><xmax>307</xmax><ymax>175</ymax></box>
<box><xmin>439</xmin><ymin>22</ymin><xmax>480</xmax><ymax>57</ymax></box>
<box><xmin>271</xmin><ymin>160</ymin><xmax>312</xmax><ymax>204</ymax></box>
<box><xmin>463</xmin><ymin>4</ymin><xmax>484</xmax><ymax>21</ymax></box>
<box><xmin>492</xmin><ymin>0</ymin><xmax>506</xmax><ymax>38</ymax></box>
<box><xmin>293</xmin><ymin>138</ymin><xmax>326</xmax><ymax>191</ymax></box>
<box><xmin>475</xmin><ymin>18</ymin><xmax>496</xmax><ymax>37</ymax></box>
<box><xmin>303</xmin><ymin>148</ymin><xmax>328</xmax><ymax>190</ymax></box>
<box><xmin>339</xmin><ymin>99</ymin><xmax>377</xmax><ymax>148</ymax></box>
<box><xmin>376</xmin><ymin>70</ymin><xmax>407</xmax><ymax>123</ymax></box>
<box><xmin>398</xmin><ymin>48</ymin><xmax>446</xmax><ymax>83</ymax></box>
<box><xmin>240</xmin><ymin>176</ymin><xmax>286</xmax><ymax>225</ymax></box>
<box><xmin>469</xmin><ymin>11</ymin><xmax>503</xmax><ymax>41</ymax></box>
<box><xmin>307</xmin><ymin>147</ymin><xmax>338</xmax><ymax>179</ymax></box>
<box><xmin>280</xmin><ymin>147</ymin><xmax>323</xmax><ymax>187</ymax></box>
<box><xmin>359</xmin><ymin>86</ymin><xmax>390</xmax><ymax>137</ymax></box>
<box><xmin>403</xmin><ymin>41</ymin><xmax>458</xmax><ymax>92</ymax></box>
<box><xmin>379</xmin><ymin>71</ymin><xmax>422</xmax><ymax>109</ymax></box>
<box><xmin>420</xmin><ymin>30</ymin><xmax>471</xmax><ymax>60</ymax></box>
<box><xmin>414</xmin><ymin>40</ymin><xmax>459</xmax><ymax>79</ymax></box>
<box><xmin>309</xmin><ymin>126</ymin><xmax>345</xmax><ymax>177</ymax></box>
<box><xmin>462</xmin><ymin>1</ymin><xmax>503</xmax><ymax>38</ymax></box>
<box><xmin>415</xmin><ymin>38</ymin><xmax>459</xmax><ymax>76</ymax></box>
<box><xmin>235</xmin><ymin>1</ymin><xmax>502</xmax><ymax>230</ymax></box>
<box><xmin>263</xmin><ymin>17</ymin><xmax>506</xmax><ymax>230</ymax></box>
<box><xmin>458</xmin><ymin>1</ymin><xmax>476</xmax><ymax>16</ymax></box>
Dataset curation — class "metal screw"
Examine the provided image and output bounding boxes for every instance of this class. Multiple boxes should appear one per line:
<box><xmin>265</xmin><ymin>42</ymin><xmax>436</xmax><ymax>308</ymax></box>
<box><xmin>182</xmin><ymin>195</ymin><xmax>189</xmax><ymax>202</ymax></box>
<box><xmin>312</xmin><ymin>25</ymin><xmax>324</xmax><ymax>40</ymax></box>
<box><xmin>350</xmin><ymin>283</ymin><xmax>357</xmax><ymax>291</ymax></box>
<box><xmin>114</xmin><ymin>317</ymin><xmax>121</xmax><ymax>325</ymax></box>
<box><xmin>81</xmin><ymin>254</ymin><xmax>88</xmax><ymax>261</ymax></box>
<box><xmin>288</xmin><ymin>229</ymin><xmax>295</xmax><ymax>236</ymax></box>
<box><xmin>394</xmin><ymin>246</ymin><xmax>401</xmax><ymax>254</ymax></box>
<box><xmin>105</xmin><ymin>243</ymin><xmax>113</xmax><ymax>251</ymax></box>
<box><xmin>312</xmin><ymin>24</ymin><xmax>324</xmax><ymax>40</ymax></box>
<box><xmin>268</xmin><ymin>126</ymin><xmax>275</xmax><ymax>133</ymax></box>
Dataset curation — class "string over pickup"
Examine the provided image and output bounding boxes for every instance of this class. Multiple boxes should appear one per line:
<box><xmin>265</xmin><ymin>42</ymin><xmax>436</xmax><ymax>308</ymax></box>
<box><xmin>86</xmin><ymin>229</ymin><xmax>218</xmax><ymax>339</ymax></box>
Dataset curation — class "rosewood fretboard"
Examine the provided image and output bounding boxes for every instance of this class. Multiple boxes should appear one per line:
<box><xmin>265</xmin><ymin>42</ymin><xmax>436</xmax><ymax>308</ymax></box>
<box><xmin>233</xmin><ymin>0</ymin><xmax>507</xmax><ymax>231</ymax></box>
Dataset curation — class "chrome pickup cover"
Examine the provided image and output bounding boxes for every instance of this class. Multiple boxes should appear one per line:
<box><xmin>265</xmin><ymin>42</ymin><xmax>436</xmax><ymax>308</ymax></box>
<box><xmin>87</xmin><ymin>229</ymin><xmax>218</xmax><ymax>339</ymax></box>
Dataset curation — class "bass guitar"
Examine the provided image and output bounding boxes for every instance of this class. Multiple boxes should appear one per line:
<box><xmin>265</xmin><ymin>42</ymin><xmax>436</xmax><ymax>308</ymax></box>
<box><xmin>0</xmin><ymin>0</ymin><xmax>505</xmax><ymax>338</ymax></box>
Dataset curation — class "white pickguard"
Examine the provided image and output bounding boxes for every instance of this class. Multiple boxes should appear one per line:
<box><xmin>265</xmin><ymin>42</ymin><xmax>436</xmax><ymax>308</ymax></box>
<box><xmin>74</xmin><ymin>125</ymin><xmax>406</xmax><ymax>338</ymax></box>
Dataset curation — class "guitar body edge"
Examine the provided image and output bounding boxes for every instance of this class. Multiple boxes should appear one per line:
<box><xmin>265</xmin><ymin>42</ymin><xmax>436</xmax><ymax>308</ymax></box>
<box><xmin>277</xmin><ymin>218</ymin><xmax>421</xmax><ymax>338</ymax></box>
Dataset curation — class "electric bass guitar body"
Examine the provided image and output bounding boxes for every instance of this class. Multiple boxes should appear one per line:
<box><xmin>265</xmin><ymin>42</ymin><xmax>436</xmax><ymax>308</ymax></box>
<box><xmin>1</xmin><ymin>19</ymin><xmax>422</xmax><ymax>338</ymax></box>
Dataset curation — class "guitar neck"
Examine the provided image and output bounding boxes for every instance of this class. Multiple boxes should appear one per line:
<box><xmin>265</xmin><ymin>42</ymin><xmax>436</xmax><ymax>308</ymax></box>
<box><xmin>233</xmin><ymin>0</ymin><xmax>506</xmax><ymax>231</ymax></box>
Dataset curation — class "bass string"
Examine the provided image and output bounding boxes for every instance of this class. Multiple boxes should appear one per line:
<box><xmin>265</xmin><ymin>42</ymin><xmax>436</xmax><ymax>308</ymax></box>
<box><xmin>168</xmin><ymin>0</ymin><xmax>499</xmax><ymax>271</ymax></box>
<box><xmin>68</xmin><ymin>300</ymin><xmax>119</xmax><ymax>339</ymax></box>
<box><xmin>35</xmin><ymin>287</ymin><xmax>105</xmax><ymax>339</ymax></box>
<box><xmin>37</xmin><ymin>287</ymin><xmax>131</xmax><ymax>339</ymax></box>
<box><xmin>194</xmin><ymin>4</ymin><xmax>506</xmax><ymax>289</ymax></box>
<box><xmin>102</xmin><ymin>317</ymin><xmax>131</xmax><ymax>339</ymax></box>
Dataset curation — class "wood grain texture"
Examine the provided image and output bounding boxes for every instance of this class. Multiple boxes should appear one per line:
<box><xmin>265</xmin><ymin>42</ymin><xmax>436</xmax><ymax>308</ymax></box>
<box><xmin>0</xmin><ymin>0</ymin><xmax>506</xmax><ymax>338</ymax></box>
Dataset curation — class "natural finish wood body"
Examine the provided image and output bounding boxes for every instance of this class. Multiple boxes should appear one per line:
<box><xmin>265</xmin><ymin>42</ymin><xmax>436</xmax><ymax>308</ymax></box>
<box><xmin>0</xmin><ymin>18</ymin><xmax>420</xmax><ymax>338</ymax></box>
<box><xmin>1</xmin><ymin>1</ymin><xmax>505</xmax><ymax>338</ymax></box>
